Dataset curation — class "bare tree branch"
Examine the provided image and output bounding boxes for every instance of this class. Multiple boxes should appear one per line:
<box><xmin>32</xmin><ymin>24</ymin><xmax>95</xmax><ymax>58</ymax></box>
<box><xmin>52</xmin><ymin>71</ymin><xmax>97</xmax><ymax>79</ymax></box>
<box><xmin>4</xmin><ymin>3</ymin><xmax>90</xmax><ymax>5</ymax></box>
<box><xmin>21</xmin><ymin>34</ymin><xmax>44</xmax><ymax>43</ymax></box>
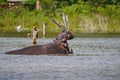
<box><xmin>51</xmin><ymin>18</ymin><xmax>65</xmax><ymax>29</ymax></box>
<box><xmin>61</xmin><ymin>13</ymin><xmax>70</xmax><ymax>30</ymax></box>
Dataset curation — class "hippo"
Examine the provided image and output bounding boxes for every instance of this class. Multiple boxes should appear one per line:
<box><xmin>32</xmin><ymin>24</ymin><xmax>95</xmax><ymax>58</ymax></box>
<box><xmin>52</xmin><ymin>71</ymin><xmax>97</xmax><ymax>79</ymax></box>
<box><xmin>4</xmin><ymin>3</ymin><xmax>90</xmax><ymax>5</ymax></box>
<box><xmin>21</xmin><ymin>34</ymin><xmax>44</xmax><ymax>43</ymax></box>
<box><xmin>5</xmin><ymin>29</ymin><xmax>74</xmax><ymax>55</ymax></box>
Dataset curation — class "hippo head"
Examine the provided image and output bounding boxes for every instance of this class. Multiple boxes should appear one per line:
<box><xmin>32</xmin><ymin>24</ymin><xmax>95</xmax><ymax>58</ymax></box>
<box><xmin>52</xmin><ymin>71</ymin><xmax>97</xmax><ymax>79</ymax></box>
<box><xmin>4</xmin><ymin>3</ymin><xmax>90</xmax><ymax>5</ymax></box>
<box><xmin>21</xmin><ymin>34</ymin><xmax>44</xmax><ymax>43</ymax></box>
<box><xmin>51</xmin><ymin>18</ymin><xmax>74</xmax><ymax>40</ymax></box>
<box><xmin>58</xmin><ymin>29</ymin><xmax>74</xmax><ymax>41</ymax></box>
<box><xmin>66</xmin><ymin>30</ymin><xmax>74</xmax><ymax>40</ymax></box>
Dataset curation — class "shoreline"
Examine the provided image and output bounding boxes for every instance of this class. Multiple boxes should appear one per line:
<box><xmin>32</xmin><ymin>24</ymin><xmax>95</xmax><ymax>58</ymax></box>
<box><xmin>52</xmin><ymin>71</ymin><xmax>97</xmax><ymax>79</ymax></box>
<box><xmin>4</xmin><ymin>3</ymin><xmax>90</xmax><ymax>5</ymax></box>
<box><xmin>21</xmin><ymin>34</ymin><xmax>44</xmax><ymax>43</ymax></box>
<box><xmin>0</xmin><ymin>32</ymin><xmax>120</xmax><ymax>38</ymax></box>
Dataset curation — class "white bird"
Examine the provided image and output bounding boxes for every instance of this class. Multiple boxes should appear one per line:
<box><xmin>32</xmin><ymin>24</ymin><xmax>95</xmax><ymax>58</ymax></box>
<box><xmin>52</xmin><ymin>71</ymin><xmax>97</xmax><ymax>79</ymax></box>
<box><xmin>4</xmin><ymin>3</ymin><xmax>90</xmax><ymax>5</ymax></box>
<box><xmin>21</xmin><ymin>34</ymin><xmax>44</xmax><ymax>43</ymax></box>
<box><xmin>17</xmin><ymin>25</ymin><xmax>22</xmax><ymax>32</ymax></box>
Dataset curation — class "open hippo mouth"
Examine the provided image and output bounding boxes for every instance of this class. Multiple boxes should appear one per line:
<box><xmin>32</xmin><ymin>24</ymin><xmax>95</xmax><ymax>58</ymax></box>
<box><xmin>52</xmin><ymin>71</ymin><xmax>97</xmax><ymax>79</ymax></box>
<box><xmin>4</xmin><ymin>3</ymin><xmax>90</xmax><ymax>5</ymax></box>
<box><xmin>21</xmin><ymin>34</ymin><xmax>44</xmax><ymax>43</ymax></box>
<box><xmin>57</xmin><ymin>29</ymin><xmax>74</xmax><ymax>41</ymax></box>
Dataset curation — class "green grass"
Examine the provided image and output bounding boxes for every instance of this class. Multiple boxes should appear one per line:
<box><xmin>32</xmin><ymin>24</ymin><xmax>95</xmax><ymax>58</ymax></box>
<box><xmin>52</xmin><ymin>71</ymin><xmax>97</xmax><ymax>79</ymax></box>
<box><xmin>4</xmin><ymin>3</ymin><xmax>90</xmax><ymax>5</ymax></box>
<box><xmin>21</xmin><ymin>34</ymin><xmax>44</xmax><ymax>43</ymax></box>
<box><xmin>0</xmin><ymin>5</ymin><xmax>120</xmax><ymax>37</ymax></box>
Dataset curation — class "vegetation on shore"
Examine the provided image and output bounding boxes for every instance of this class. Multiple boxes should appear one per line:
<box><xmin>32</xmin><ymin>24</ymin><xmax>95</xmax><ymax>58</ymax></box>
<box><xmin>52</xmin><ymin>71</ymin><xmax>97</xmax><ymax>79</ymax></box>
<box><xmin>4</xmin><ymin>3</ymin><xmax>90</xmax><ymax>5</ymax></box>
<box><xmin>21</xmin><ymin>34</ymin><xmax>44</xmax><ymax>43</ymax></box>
<box><xmin>0</xmin><ymin>0</ymin><xmax>120</xmax><ymax>37</ymax></box>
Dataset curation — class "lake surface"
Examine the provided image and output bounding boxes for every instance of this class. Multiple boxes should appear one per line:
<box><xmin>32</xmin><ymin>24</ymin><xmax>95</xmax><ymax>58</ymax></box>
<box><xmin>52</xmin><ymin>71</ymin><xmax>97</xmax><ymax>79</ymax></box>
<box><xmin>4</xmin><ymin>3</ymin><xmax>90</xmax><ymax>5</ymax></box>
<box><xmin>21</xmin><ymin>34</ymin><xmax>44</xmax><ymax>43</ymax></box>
<box><xmin>0</xmin><ymin>37</ymin><xmax>120</xmax><ymax>80</ymax></box>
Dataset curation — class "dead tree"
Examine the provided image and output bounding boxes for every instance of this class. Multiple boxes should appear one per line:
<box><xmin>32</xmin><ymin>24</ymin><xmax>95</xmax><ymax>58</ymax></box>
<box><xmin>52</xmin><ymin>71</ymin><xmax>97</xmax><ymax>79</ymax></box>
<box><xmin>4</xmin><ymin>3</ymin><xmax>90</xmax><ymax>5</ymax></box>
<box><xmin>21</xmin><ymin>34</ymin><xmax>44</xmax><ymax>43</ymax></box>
<box><xmin>51</xmin><ymin>18</ymin><xmax>65</xmax><ymax>29</ymax></box>
<box><xmin>42</xmin><ymin>22</ymin><xmax>46</xmax><ymax>37</ymax></box>
<box><xmin>51</xmin><ymin>13</ymin><xmax>70</xmax><ymax>30</ymax></box>
<box><xmin>61</xmin><ymin>13</ymin><xmax>70</xmax><ymax>30</ymax></box>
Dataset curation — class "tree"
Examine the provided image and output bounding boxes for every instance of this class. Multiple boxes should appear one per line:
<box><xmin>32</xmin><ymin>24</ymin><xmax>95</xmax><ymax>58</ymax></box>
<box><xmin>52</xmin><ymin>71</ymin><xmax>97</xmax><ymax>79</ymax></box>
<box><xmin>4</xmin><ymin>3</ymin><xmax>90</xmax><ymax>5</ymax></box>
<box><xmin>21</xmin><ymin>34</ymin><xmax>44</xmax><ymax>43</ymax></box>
<box><xmin>36</xmin><ymin>0</ymin><xmax>42</xmax><ymax>10</ymax></box>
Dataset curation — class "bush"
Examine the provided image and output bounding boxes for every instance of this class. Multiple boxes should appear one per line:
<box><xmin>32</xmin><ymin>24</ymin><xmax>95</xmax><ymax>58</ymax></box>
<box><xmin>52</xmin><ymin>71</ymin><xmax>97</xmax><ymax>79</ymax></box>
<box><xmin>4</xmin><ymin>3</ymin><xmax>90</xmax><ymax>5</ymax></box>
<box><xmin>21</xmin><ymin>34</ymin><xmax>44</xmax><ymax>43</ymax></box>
<box><xmin>0</xmin><ymin>1</ymin><xmax>120</xmax><ymax>37</ymax></box>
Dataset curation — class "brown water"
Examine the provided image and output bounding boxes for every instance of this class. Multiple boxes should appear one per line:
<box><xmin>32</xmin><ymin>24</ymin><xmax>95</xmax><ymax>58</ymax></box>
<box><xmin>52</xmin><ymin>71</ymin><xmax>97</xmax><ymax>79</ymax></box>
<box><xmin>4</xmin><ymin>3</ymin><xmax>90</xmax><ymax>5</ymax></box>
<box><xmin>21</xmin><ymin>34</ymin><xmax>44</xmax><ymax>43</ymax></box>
<box><xmin>0</xmin><ymin>37</ymin><xmax>120</xmax><ymax>80</ymax></box>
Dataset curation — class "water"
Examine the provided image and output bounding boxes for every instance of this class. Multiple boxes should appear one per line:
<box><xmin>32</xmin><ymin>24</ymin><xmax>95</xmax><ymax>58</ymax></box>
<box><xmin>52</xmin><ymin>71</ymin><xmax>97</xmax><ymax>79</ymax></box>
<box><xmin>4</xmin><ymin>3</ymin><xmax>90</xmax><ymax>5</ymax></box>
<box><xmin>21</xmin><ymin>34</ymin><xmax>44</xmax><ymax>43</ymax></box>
<box><xmin>0</xmin><ymin>37</ymin><xmax>120</xmax><ymax>80</ymax></box>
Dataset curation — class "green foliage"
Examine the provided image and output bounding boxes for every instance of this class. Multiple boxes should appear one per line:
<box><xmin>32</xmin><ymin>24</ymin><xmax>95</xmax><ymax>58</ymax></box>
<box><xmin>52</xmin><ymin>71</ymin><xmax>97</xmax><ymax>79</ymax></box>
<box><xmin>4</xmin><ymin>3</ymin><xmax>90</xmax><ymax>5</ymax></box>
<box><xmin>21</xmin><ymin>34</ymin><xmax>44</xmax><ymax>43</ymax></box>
<box><xmin>64</xmin><ymin>1</ymin><xmax>91</xmax><ymax>15</ymax></box>
<box><xmin>0</xmin><ymin>0</ymin><xmax>7</xmax><ymax>4</ymax></box>
<box><xmin>23</xmin><ymin>0</ymin><xmax>36</xmax><ymax>4</ymax></box>
<box><xmin>0</xmin><ymin>0</ymin><xmax>120</xmax><ymax>37</ymax></box>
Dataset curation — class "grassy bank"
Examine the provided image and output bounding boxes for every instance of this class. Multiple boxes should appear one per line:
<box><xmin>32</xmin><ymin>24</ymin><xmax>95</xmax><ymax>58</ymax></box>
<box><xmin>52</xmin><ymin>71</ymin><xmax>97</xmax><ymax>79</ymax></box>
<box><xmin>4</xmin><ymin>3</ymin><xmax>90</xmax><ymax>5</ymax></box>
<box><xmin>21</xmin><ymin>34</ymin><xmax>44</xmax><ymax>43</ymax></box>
<box><xmin>0</xmin><ymin>2</ymin><xmax>120</xmax><ymax>37</ymax></box>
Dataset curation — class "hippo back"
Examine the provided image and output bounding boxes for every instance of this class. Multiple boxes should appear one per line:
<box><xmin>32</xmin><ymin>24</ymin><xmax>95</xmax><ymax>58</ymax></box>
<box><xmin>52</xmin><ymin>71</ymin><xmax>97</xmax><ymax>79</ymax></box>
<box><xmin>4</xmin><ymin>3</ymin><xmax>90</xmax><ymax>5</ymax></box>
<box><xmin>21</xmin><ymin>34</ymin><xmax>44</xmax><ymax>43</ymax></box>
<box><xmin>5</xmin><ymin>42</ymin><xmax>68</xmax><ymax>55</ymax></box>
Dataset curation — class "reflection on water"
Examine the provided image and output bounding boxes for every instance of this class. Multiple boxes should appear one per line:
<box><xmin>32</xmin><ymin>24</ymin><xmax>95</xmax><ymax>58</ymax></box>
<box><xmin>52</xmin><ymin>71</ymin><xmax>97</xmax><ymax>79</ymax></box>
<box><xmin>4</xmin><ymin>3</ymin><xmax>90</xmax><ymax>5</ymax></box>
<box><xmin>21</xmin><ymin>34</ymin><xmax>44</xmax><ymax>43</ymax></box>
<box><xmin>0</xmin><ymin>37</ymin><xmax>120</xmax><ymax>80</ymax></box>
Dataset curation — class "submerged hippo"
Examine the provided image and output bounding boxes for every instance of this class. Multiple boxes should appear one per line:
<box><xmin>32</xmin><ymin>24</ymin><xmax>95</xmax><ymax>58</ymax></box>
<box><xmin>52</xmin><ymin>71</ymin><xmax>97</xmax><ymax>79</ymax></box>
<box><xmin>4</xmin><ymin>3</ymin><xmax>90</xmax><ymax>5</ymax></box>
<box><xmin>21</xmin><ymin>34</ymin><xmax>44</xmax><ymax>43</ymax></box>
<box><xmin>5</xmin><ymin>29</ymin><xmax>74</xmax><ymax>55</ymax></box>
